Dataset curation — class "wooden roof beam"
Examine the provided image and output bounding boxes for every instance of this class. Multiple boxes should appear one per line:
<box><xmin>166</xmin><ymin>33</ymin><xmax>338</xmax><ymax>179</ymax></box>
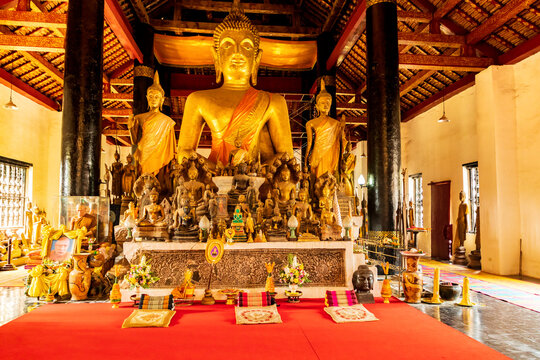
<box><xmin>110</xmin><ymin>78</ymin><xmax>134</xmax><ymax>86</ymax></box>
<box><xmin>337</xmin><ymin>102</ymin><xmax>367</xmax><ymax>111</ymax></box>
<box><xmin>344</xmin><ymin>115</ymin><xmax>367</xmax><ymax>125</ymax></box>
<box><xmin>102</xmin><ymin>108</ymin><xmax>131</xmax><ymax>117</ymax></box>
<box><xmin>104</xmin><ymin>0</ymin><xmax>143</xmax><ymax>62</ymax></box>
<box><xmin>150</xmin><ymin>19</ymin><xmax>318</xmax><ymax>38</ymax></box>
<box><xmin>322</xmin><ymin>0</ymin><xmax>348</xmax><ymax>32</ymax></box>
<box><xmin>0</xmin><ymin>9</ymin><xmax>67</xmax><ymax>28</ymax></box>
<box><xmin>0</xmin><ymin>66</ymin><xmax>60</xmax><ymax>111</ymax></box>
<box><xmin>179</xmin><ymin>0</ymin><xmax>295</xmax><ymax>15</ymax></box>
<box><xmin>498</xmin><ymin>33</ymin><xmax>540</xmax><ymax>65</ymax></box>
<box><xmin>397</xmin><ymin>11</ymin><xmax>432</xmax><ymax>23</ymax></box>
<box><xmin>398</xmin><ymin>32</ymin><xmax>465</xmax><ymax>48</ymax></box>
<box><xmin>0</xmin><ymin>34</ymin><xmax>64</xmax><ymax>52</ymax></box>
<box><xmin>108</xmin><ymin>59</ymin><xmax>133</xmax><ymax>79</ymax></box>
<box><xmin>466</xmin><ymin>0</ymin><xmax>534</xmax><ymax>45</ymax></box>
<box><xmin>402</xmin><ymin>73</ymin><xmax>475</xmax><ymax>122</ymax></box>
<box><xmin>128</xmin><ymin>0</ymin><xmax>150</xmax><ymax>24</ymax></box>
<box><xmin>433</xmin><ymin>0</ymin><xmax>461</xmax><ymax>20</ymax></box>
<box><xmin>326</xmin><ymin>0</ymin><xmax>366</xmax><ymax>70</ymax></box>
<box><xmin>399</xmin><ymin>54</ymin><xmax>493</xmax><ymax>72</ymax></box>
<box><xmin>399</xmin><ymin>70</ymin><xmax>436</xmax><ymax>96</ymax></box>
<box><xmin>102</xmin><ymin>92</ymin><xmax>132</xmax><ymax>101</ymax></box>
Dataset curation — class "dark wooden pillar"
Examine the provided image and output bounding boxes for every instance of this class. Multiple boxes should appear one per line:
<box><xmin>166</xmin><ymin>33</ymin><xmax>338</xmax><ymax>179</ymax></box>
<box><xmin>366</xmin><ymin>0</ymin><xmax>401</xmax><ymax>239</ymax></box>
<box><xmin>316</xmin><ymin>32</ymin><xmax>337</xmax><ymax>118</ymax></box>
<box><xmin>133</xmin><ymin>23</ymin><xmax>155</xmax><ymax>116</ymax></box>
<box><xmin>60</xmin><ymin>0</ymin><xmax>104</xmax><ymax>196</ymax></box>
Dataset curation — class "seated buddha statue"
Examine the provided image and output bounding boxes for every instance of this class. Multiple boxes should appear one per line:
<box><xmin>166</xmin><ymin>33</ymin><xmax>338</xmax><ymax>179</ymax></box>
<box><xmin>229</xmin><ymin>162</ymin><xmax>250</xmax><ymax>196</ymax></box>
<box><xmin>273</xmin><ymin>167</ymin><xmax>296</xmax><ymax>213</ymax></box>
<box><xmin>177</xmin><ymin>6</ymin><xmax>293</xmax><ymax>167</ymax></box>
<box><xmin>136</xmin><ymin>188</ymin><xmax>168</xmax><ymax>228</ymax></box>
<box><xmin>305</xmin><ymin>79</ymin><xmax>346</xmax><ymax>179</ymax></box>
<box><xmin>129</xmin><ymin>71</ymin><xmax>176</xmax><ymax>175</ymax></box>
<box><xmin>293</xmin><ymin>189</ymin><xmax>317</xmax><ymax>233</ymax></box>
<box><xmin>183</xmin><ymin>163</ymin><xmax>205</xmax><ymax>204</ymax></box>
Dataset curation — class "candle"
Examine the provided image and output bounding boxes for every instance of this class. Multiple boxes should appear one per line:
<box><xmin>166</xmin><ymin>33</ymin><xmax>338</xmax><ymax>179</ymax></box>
<box><xmin>431</xmin><ymin>267</ymin><xmax>442</xmax><ymax>303</ymax></box>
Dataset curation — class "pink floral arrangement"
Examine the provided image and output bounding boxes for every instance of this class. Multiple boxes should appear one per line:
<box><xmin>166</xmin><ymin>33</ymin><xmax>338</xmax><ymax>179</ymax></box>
<box><xmin>124</xmin><ymin>255</ymin><xmax>159</xmax><ymax>289</ymax></box>
<box><xmin>279</xmin><ymin>254</ymin><xmax>309</xmax><ymax>286</ymax></box>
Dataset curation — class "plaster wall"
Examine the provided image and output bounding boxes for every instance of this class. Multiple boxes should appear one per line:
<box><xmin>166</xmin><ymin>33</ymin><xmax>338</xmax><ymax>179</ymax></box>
<box><xmin>0</xmin><ymin>84</ymin><xmax>62</xmax><ymax>226</ymax></box>
<box><xmin>401</xmin><ymin>86</ymin><xmax>478</xmax><ymax>256</ymax></box>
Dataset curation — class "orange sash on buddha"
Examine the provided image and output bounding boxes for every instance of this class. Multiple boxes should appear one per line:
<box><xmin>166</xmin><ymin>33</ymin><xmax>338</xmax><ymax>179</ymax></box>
<box><xmin>311</xmin><ymin>117</ymin><xmax>342</xmax><ymax>177</ymax></box>
<box><xmin>209</xmin><ymin>88</ymin><xmax>271</xmax><ymax>165</ymax></box>
<box><xmin>135</xmin><ymin>112</ymin><xmax>177</xmax><ymax>175</ymax></box>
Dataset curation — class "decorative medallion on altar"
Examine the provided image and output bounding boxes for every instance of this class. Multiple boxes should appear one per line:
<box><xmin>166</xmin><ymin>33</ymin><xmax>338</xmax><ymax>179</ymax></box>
<box><xmin>205</xmin><ymin>238</ymin><xmax>224</xmax><ymax>264</ymax></box>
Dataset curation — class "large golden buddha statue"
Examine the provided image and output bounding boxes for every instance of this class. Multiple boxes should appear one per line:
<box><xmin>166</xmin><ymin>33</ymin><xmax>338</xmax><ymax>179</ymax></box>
<box><xmin>177</xmin><ymin>7</ymin><xmax>293</xmax><ymax>166</ymax></box>
<box><xmin>129</xmin><ymin>71</ymin><xmax>176</xmax><ymax>175</ymax></box>
<box><xmin>305</xmin><ymin>79</ymin><xmax>346</xmax><ymax>178</ymax></box>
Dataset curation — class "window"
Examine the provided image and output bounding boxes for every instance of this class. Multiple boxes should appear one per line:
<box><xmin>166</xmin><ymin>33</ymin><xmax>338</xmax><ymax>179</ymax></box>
<box><xmin>408</xmin><ymin>173</ymin><xmax>423</xmax><ymax>227</ymax></box>
<box><xmin>464</xmin><ymin>162</ymin><xmax>479</xmax><ymax>233</ymax></box>
<box><xmin>0</xmin><ymin>157</ymin><xmax>30</xmax><ymax>229</ymax></box>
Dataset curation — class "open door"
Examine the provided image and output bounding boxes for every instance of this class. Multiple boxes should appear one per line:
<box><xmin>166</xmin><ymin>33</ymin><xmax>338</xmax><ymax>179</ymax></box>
<box><xmin>429</xmin><ymin>180</ymin><xmax>452</xmax><ymax>260</ymax></box>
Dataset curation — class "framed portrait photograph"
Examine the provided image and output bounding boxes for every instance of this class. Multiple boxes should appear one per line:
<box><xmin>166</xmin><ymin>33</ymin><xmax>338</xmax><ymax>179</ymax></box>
<box><xmin>47</xmin><ymin>235</ymin><xmax>76</xmax><ymax>262</ymax></box>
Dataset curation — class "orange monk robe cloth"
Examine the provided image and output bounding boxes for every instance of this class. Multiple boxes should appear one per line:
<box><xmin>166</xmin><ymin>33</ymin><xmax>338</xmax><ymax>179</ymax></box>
<box><xmin>309</xmin><ymin>118</ymin><xmax>342</xmax><ymax>178</ymax></box>
<box><xmin>154</xmin><ymin>34</ymin><xmax>317</xmax><ymax>70</ymax></box>
<box><xmin>133</xmin><ymin>112</ymin><xmax>177</xmax><ymax>175</ymax></box>
<box><xmin>209</xmin><ymin>88</ymin><xmax>271</xmax><ymax>166</ymax></box>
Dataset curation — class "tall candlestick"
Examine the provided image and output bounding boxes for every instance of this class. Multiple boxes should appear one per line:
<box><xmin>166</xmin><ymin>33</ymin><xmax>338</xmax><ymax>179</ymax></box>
<box><xmin>457</xmin><ymin>276</ymin><xmax>476</xmax><ymax>306</ymax></box>
<box><xmin>431</xmin><ymin>267</ymin><xmax>442</xmax><ymax>303</ymax></box>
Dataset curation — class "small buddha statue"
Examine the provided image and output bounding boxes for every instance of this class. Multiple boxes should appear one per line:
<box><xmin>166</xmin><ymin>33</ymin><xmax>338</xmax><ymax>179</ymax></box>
<box><xmin>229</xmin><ymin>162</ymin><xmax>251</xmax><ymax>196</ymax></box>
<box><xmin>238</xmin><ymin>194</ymin><xmax>250</xmax><ymax>218</ymax></box>
<box><xmin>340</xmin><ymin>141</ymin><xmax>356</xmax><ymax>196</ymax></box>
<box><xmin>408</xmin><ymin>200</ymin><xmax>415</xmax><ymax>228</ymax></box>
<box><xmin>136</xmin><ymin>188</ymin><xmax>168</xmax><ymax>228</ymax></box>
<box><xmin>129</xmin><ymin>71</ymin><xmax>176</xmax><ymax>175</ymax></box>
<box><xmin>263</xmin><ymin>192</ymin><xmax>275</xmax><ymax>219</ymax></box>
<box><xmin>183</xmin><ymin>163</ymin><xmax>205</xmax><ymax>203</ymax></box>
<box><xmin>305</xmin><ymin>79</ymin><xmax>346</xmax><ymax>179</ymax></box>
<box><xmin>256</xmin><ymin>200</ymin><xmax>265</xmax><ymax>224</ymax></box>
<box><xmin>229</xmin><ymin>137</ymin><xmax>251</xmax><ymax>168</ymax></box>
<box><xmin>24</xmin><ymin>201</ymin><xmax>33</xmax><ymax>243</ymax></box>
<box><xmin>109</xmin><ymin>151</ymin><xmax>124</xmax><ymax>203</ymax></box>
<box><xmin>69</xmin><ymin>203</ymin><xmax>97</xmax><ymax>238</ymax></box>
<box><xmin>293</xmin><ymin>189</ymin><xmax>315</xmax><ymax>233</ymax></box>
<box><xmin>319</xmin><ymin>184</ymin><xmax>334</xmax><ymax>218</ymax></box>
<box><xmin>352</xmin><ymin>265</ymin><xmax>375</xmax><ymax>304</ymax></box>
<box><xmin>273</xmin><ymin>166</ymin><xmax>296</xmax><ymax>212</ymax></box>
<box><xmin>177</xmin><ymin>6</ymin><xmax>293</xmax><ymax>166</ymax></box>
<box><xmin>208</xmin><ymin>193</ymin><xmax>218</xmax><ymax>221</ymax></box>
<box><xmin>122</xmin><ymin>154</ymin><xmax>137</xmax><ymax>198</ymax></box>
<box><xmin>122</xmin><ymin>202</ymin><xmax>138</xmax><ymax>224</ymax></box>
<box><xmin>245</xmin><ymin>212</ymin><xmax>255</xmax><ymax>242</ymax></box>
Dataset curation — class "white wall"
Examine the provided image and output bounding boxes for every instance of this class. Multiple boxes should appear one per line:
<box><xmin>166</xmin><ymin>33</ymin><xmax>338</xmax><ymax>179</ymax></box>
<box><xmin>402</xmin><ymin>52</ymin><xmax>540</xmax><ymax>278</ymax></box>
<box><xmin>0</xmin><ymin>84</ymin><xmax>62</xmax><ymax>226</ymax></box>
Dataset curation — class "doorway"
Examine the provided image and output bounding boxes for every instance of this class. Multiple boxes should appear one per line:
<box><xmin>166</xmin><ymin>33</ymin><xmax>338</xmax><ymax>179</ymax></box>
<box><xmin>429</xmin><ymin>180</ymin><xmax>452</xmax><ymax>260</ymax></box>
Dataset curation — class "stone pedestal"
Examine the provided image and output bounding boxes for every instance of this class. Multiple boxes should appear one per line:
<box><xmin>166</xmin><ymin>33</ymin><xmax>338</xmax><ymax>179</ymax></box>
<box><xmin>468</xmin><ymin>250</ymin><xmax>482</xmax><ymax>269</ymax></box>
<box><xmin>133</xmin><ymin>226</ymin><xmax>169</xmax><ymax>241</ymax></box>
<box><xmin>453</xmin><ymin>246</ymin><xmax>468</xmax><ymax>265</ymax></box>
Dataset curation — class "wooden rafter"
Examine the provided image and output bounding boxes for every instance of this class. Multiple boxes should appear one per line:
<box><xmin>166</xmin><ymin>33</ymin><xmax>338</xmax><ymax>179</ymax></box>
<box><xmin>108</xmin><ymin>59</ymin><xmax>133</xmax><ymax>79</ymax></box>
<box><xmin>0</xmin><ymin>9</ymin><xmax>67</xmax><ymax>28</ymax></box>
<box><xmin>399</xmin><ymin>70</ymin><xmax>436</xmax><ymax>96</ymax></box>
<box><xmin>0</xmin><ymin>34</ymin><xmax>64</xmax><ymax>52</ymax></box>
<box><xmin>497</xmin><ymin>33</ymin><xmax>540</xmax><ymax>65</ymax></box>
<box><xmin>150</xmin><ymin>19</ymin><xmax>318</xmax><ymax>38</ymax></box>
<box><xmin>398</xmin><ymin>32</ymin><xmax>465</xmax><ymax>48</ymax></box>
<box><xmin>102</xmin><ymin>92</ymin><xmax>132</xmax><ymax>101</ymax></box>
<box><xmin>336</xmin><ymin>102</ymin><xmax>367</xmax><ymax>111</ymax></box>
<box><xmin>179</xmin><ymin>0</ymin><xmax>295</xmax><ymax>15</ymax></box>
<box><xmin>322</xmin><ymin>0</ymin><xmax>347</xmax><ymax>33</ymax></box>
<box><xmin>128</xmin><ymin>0</ymin><xmax>150</xmax><ymax>24</ymax></box>
<box><xmin>104</xmin><ymin>0</ymin><xmax>143</xmax><ymax>62</ymax></box>
<box><xmin>326</xmin><ymin>0</ymin><xmax>366</xmax><ymax>70</ymax></box>
<box><xmin>433</xmin><ymin>0</ymin><xmax>461</xmax><ymax>20</ymax></box>
<box><xmin>466</xmin><ymin>0</ymin><xmax>534</xmax><ymax>45</ymax></box>
<box><xmin>110</xmin><ymin>78</ymin><xmax>133</xmax><ymax>86</ymax></box>
<box><xmin>399</xmin><ymin>54</ymin><xmax>493</xmax><ymax>71</ymax></box>
<box><xmin>102</xmin><ymin>108</ymin><xmax>131</xmax><ymax>117</ymax></box>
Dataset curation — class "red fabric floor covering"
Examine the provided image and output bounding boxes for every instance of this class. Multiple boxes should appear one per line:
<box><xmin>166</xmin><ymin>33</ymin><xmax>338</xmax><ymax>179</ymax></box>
<box><xmin>0</xmin><ymin>297</ymin><xmax>508</xmax><ymax>360</ymax></box>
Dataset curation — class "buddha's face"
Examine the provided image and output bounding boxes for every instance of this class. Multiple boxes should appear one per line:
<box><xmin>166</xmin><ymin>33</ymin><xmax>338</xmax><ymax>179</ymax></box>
<box><xmin>127</xmin><ymin>154</ymin><xmax>133</xmax><ymax>163</ymax></box>
<box><xmin>188</xmin><ymin>167</ymin><xmax>198</xmax><ymax>180</ymax></box>
<box><xmin>322</xmin><ymin>186</ymin><xmax>330</xmax><ymax>197</ymax></box>
<box><xmin>316</xmin><ymin>96</ymin><xmax>332</xmax><ymax>115</ymax></box>
<box><xmin>353</xmin><ymin>266</ymin><xmax>374</xmax><ymax>292</ymax></box>
<box><xmin>150</xmin><ymin>194</ymin><xmax>158</xmax><ymax>203</ymax></box>
<box><xmin>299</xmin><ymin>191</ymin><xmax>307</xmax><ymax>202</ymax></box>
<box><xmin>216</xmin><ymin>29</ymin><xmax>259</xmax><ymax>84</ymax></box>
<box><xmin>146</xmin><ymin>89</ymin><xmax>163</xmax><ymax>109</ymax></box>
<box><xmin>280</xmin><ymin>168</ymin><xmax>290</xmax><ymax>181</ymax></box>
<box><xmin>114</xmin><ymin>152</ymin><xmax>120</xmax><ymax>161</ymax></box>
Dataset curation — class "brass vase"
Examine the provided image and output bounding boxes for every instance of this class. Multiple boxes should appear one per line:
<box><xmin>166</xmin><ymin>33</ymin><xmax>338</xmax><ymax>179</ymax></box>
<box><xmin>380</xmin><ymin>278</ymin><xmax>392</xmax><ymax>304</ymax></box>
<box><xmin>69</xmin><ymin>253</ymin><xmax>92</xmax><ymax>301</ymax></box>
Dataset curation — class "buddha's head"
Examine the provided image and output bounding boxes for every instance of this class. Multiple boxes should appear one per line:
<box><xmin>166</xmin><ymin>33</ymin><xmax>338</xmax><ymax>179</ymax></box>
<box><xmin>147</xmin><ymin>71</ymin><xmax>165</xmax><ymax>110</ymax></box>
<box><xmin>150</xmin><ymin>188</ymin><xmax>159</xmax><ymax>203</ymax></box>
<box><xmin>298</xmin><ymin>189</ymin><xmax>308</xmax><ymax>202</ymax></box>
<box><xmin>213</xmin><ymin>6</ymin><xmax>262</xmax><ymax>86</ymax></box>
<box><xmin>280</xmin><ymin>166</ymin><xmax>291</xmax><ymax>181</ymax></box>
<box><xmin>352</xmin><ymin>265</ymin><xmax>374</xmax><ymax>293</ymax></box>
<box><xmin>114</xmin><ymin>151</ymin><xmax>120</xmax><ymax>161</ymax></box>
<box><xmin>316</xmin><ymin>79</ymin><xmax>332</xmax><ymax>116</ymax></box>
<box><xmin>188</xmin><ymin>163</ymin><xmax>199</xmax><ymax>180</ymax></box>
<box><xmin>126</xmin><ymin>154</ymin><xmax>133</xmax><ymax>164</ymax></box>
<box><xmin>459</xmin><ymin>190</ymin><xmax>466</xmax><ymax>202</ymax></box>
<box><xmin>128</xmin><ymin>202</ymin><xmax>135</xmax><ymax>210</ymax></box>
<box><xmin>238</xmin><ymin>162</ymin><xmax>248</xmax><ymax>174</ymax></box>
<box><xmin>239</xmin><ymin>194</ymin><xmax>246</xmax><ymax>203</ymax></box>
<box><xmin>322</xmin><ymin>184</ymin><xmax>331</xmax><ymax>198</ymax></box>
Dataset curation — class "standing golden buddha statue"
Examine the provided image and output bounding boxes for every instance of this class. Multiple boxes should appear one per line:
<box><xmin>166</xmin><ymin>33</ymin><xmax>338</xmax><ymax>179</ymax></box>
<box><xmin>177</xmin><ymin>6</ymin><xmax>293</xmax><ymax>166</ymax></box>
<box><xmin>129</xmin><ymin>71</ymin><xmax>176</xmax><ymax>175</ymax></box>
<box><xmin>305</xmin><ymin>79</ymin><xmax>346</xmax><ymax>179</ymax></box>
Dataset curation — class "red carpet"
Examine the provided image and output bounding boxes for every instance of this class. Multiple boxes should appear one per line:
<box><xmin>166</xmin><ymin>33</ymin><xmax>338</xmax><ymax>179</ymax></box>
<box><xmin>0</xmin><ymin>298</ymin><xmax>508</xmax><ymax>360</ymax></box>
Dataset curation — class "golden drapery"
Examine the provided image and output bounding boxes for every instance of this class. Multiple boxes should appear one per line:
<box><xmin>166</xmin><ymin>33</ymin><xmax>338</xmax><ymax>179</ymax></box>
<box><xmin>133</xmin><ymin>112</ymin><xmax>176</xmax><ymax>175</ymax></box>
<box><xmin>209</xmin><ymin>88</ymin><xmax>271</xmax><ymax>166</ymax></box>
<box><xmin>154</xmin><ymin>34</ymin><xmax>317</xmax><ymax>70</ymax></box>
<box><xmin>310</xmin><ymin>118</ymin><xmax>342</xmax><ymax>178</ymax></box>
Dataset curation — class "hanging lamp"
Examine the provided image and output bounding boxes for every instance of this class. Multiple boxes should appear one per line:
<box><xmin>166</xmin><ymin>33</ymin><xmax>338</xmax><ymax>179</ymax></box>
<box><xmin>438</xmin><ymin>92</ymin><xmax>449</xmax><ymax>123</ymax></box>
